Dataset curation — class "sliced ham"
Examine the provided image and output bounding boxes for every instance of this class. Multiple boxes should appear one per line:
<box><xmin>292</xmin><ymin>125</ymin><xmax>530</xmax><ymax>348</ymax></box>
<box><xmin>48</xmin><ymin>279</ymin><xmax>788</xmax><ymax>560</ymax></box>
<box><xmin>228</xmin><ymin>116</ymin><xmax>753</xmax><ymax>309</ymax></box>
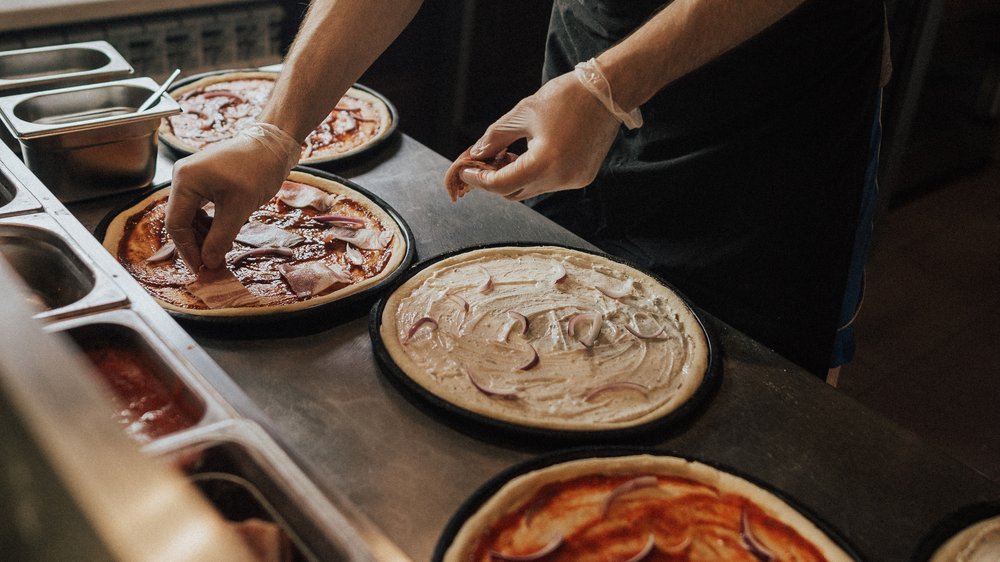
<box><xmin>277</xmin><ymin>180</ymin><xmax>338</xmax><ymax>211</ymax></box>
<box><xmin>236</xmin><ymin>221</ymin><xmax>304</xmax><ymax>248</ymax></box>
<box><xmin>344</xmin><ymin>243</ymin><xmax>364</xmax><ymax>266</ymax></box>
<box><xmin>444</xmin><ymin>148</ymin><xmax>518</xmax><ymax>202</ymax></box>
<box><xmin>322</xmin><ymin>227</ymin><xmax>392</xmax><ymax>251</ymax></box>
<box><xmin>278</xmin><ymin>261</ymin><xmax>352</xmax><ymax>297</ymax></box>
<box><xmin>186</xmin><ymin>266</ymin><xmax>259</xmax><ymax>308</ymax></box>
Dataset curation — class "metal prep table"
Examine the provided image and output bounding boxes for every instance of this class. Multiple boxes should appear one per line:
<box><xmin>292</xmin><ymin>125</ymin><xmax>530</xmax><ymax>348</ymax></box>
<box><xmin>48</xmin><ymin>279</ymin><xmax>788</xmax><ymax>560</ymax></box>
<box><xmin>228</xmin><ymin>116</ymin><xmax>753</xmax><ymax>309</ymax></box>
<box><xmin>65</xmin><ymin>132</ymin><xmax>1000</xmax><ymax>561</ymax></box>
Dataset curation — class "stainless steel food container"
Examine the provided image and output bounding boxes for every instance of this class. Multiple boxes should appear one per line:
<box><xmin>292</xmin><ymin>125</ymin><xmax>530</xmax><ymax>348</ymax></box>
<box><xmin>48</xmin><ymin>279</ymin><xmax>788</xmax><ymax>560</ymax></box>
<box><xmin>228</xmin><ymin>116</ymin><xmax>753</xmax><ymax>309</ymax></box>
<box><xmin>0</xmin><ymin>77</ymin><xmax>180</xmax><ymax>201</ymax></box>
<box><xmin>0</xmin><ymin>41</ymin><xmax>133</xmax><ymax>96</ymax></box>
<box><xmin>0</xmin><ymin>158</ymin><xmax>41</xmax><ymax>217</ymax></box>
<box><xmin>0</xmin><ymin>41</ymin><xmax>133</xmax><ymax>154</ymax></box>
<box><xmin>0</xmin><ymin>212</ymin><xmax>127</xmax><ymax>319</ymax></box>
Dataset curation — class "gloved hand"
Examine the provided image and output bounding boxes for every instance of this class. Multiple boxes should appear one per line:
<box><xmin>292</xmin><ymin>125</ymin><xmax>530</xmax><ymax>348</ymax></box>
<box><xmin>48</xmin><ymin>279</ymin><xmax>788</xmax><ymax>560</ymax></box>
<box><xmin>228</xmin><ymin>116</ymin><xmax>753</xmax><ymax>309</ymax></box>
<box><xmin>447</xmin><ymin>71</ymin><xmax>621</xmax><ymax>202</ymax></box>
<box><xmin>166</xmin><ymin>123</ymin><xmax>301</xmax><ymax>271</ymax></box>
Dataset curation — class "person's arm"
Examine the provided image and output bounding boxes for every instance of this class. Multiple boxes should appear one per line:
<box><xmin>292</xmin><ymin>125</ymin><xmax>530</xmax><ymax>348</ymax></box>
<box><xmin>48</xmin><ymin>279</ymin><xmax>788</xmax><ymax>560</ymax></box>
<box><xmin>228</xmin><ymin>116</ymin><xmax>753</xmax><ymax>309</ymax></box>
<box><xmin>167</xmin><ymin>0</ymin><xmax>423</xmax><ymax>271</ymax></box>
<box><xmin>454</xmin><ymin>0</ymin><xmax>805</xmax><ymax>200</ymax></box>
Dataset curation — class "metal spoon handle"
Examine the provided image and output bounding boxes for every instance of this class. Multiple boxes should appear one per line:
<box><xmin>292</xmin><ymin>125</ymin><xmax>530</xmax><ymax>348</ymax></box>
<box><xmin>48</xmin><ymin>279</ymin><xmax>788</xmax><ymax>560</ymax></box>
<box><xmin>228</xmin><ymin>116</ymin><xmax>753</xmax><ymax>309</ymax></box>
<box><xmin>137</xmin><ymin>68</ymin><xmax>181</xmax><ymax>113</ymax></box>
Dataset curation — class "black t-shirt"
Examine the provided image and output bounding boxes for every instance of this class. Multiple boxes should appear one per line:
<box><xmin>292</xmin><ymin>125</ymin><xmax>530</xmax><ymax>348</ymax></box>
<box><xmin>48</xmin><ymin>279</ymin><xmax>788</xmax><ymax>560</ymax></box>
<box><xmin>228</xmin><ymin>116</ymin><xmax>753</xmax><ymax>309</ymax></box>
<box><xmin>533</xmin><ymin>0</ymin><xmax>884</xmax><ymax>376</ymax></box>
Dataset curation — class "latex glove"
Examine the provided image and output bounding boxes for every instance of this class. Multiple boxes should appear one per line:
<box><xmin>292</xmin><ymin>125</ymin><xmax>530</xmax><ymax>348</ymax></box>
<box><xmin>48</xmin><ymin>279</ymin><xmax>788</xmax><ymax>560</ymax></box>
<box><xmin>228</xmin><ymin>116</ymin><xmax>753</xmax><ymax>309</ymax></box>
<box><xmin>166</xmin><ymin>123</ymin><xmax>301</xmax><ymax>270</ymax></box>
<box><xmin>446</xmin><ymin>72</ymin><xmax>621</xmax><ymax>202</ymax></box>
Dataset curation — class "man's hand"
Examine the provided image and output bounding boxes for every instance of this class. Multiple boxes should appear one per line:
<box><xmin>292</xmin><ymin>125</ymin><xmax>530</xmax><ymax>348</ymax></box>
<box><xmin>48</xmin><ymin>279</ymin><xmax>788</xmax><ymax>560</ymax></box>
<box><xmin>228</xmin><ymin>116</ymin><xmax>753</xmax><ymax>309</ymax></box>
<box><xmin>166</xmin><ymin>124</ymin><xmax>298</xmax><ymax>271</ymax></box>
<box><xmin>451</xmin><ymin>72</ymin><xmax>621</xmax><ymax>202</ymax></box>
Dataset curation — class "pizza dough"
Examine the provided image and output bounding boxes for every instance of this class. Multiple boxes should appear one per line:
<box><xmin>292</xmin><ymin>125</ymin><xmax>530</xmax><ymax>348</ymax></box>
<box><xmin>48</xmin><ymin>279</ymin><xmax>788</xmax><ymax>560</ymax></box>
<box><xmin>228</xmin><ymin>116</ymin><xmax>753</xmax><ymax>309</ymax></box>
<box><xmin>442</xmin><ymin>454</ymin><xmax>853</xmax><ymax>562</ymax></box>
<box><xmin>102</xmin><ymin>170</ymin><xmax>407</xmax><ymax>317</ymax></box>
<box><xmin>929</xmin><ymin>515</ymin><xmax>1000</xmax><ymax>562</ymax></box>
<box><xmin>379</xmin><ymin>246</ymin><xmax>710</xmax><ymax>432</ymax></box>
<box><xmin>159</xmin><ymin>71</ymin><xmax>392</xmax><ymax>163</ymax></box>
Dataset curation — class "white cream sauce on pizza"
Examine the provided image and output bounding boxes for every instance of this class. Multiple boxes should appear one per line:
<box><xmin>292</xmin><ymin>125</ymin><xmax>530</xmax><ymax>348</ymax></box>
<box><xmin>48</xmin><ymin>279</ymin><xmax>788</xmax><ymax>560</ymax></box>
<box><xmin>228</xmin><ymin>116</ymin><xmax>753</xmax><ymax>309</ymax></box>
<box><xmin>386</xmin><ymin>248</ymin><xmax>708</xmax><ymax>428</ymax></box>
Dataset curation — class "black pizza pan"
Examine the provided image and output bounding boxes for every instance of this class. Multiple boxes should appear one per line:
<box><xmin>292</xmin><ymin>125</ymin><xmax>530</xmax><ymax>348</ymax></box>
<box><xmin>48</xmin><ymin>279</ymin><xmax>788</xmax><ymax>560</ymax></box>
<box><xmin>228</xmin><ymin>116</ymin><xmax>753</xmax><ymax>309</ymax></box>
<box><xmin>432</xmin><ymin>446</ymin><xmax>864</xmax><ymax>562</ymax></box>
<box><xmin>911</xmin><ymin>501</ymin><xmax>1000</xmax><ymax>561</ymax></box>
<box><xmin>158</xmin><ymin>67</ymin><xmax>399</xmax><ymax>169</ymax></box>
<box><xmin>367</xmin><ymin>242</ymin><xmax>723</xmax><ymax>447</ymax></box>
<box><xmin>95</xmin><ymin>166</ymin><xmax>415</xmax><ymax>338</ymax></box>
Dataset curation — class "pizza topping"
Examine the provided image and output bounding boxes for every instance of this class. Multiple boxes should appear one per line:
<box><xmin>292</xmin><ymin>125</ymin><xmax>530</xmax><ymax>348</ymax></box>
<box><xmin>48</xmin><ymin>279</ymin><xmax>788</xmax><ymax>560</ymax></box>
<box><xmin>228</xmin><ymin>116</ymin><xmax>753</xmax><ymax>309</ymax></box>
<box><xmin>236</xmin><ymin>221</ymin><xmax>305</xmax><ymax>248</ymax></box>
<box><xmin>345</xmin><ymin>243</ymin><xmax>365</xmax><ymax>266</ymax></box>
<box><xmin>145</xmin><ymin>241</ymin><xmax>177</xmax><ymax>262</ymax></box>
<box><xmin>186</xmin><ymin>266</ymin><xmax>259</xmax><ymax>308</ymax></box>
<box><xmin>314</xmin><ymin>214</ymin><xmax>365</xmax><ymax>229</ymax></box>
<box><xmin>567</xmin><ymin>312</ymin><xmax>603</xmax><ymax>347</ymax></box>
<box><xmin>466</xmin><ymin>369</ymin><xmax>518</xmax><ymax>400</ymax></box>
<box><xmin>507</xmin><ymin>311</ymin><xmax>529</xmax><ymax>336</ymax></box>
<box><xmin>741</xmin><ymin>506</ymin><xmax>776</xmax><ymax>561</ymax></box>
<box><xmin>518</xmin><ymin>343</ymin><xmax>539</xmax><ymax>371</ymax></box>
<box><xmin>278</xmin><ymin>261</ymin><xmax>352</xmax><ymax>298</ymax></box>
<box><xmin>229</xmin><ymin>246</ymin><xmax>295</xmax><ymax>266</ymax></box>
<box><xmin>662</xmin><ymin>534</ymin><xmax>693</xmax><ymax>554</ymax></box>
<box><xmin>623</xmin><ymin>318</ymin><xmax>667</xmax><ymax>340</ymax></box>
<box><xmin>403</xmin><ymin>316</ymin><xmax>438</xmax><ymax>344</ymax></box>
<box><xmin>476</xmin><ymin>265</ymin><xmax>494</xmax><ymax>294</ymax></box>
<box><xmin>601</xmin><ymin>475</ymin><xmax>659</xmax><ymax>516</ymax></box>
<box><xmin>323</xmin><ymin>227</ymin><xmax>392</xmax><ymax>251</ymax></box>
<box><xmin>584</xmin><ymin>382</ymin><xmax>650</xmax><ymax>403</ymax></box>
<box><xmin>623</xmin><ymin>534</ymin><xmax>657</xmax><ymax>562</ymax></box>
<box><xmin>446</xmin><ymin>293</ymin><xmax>470</xmax><ymax>314</ymax></box>
<box><xmin>488</xmin><ymin>535</ymin><xmax>563</xmax><ymax>561</ymax></box>
<box><xmin>596</xmin><ymin>278</ymin><xmax>634</xmax><ymax>299</ymax></box>
<box><xmin>278</xmin><ymin>180</ymin><xmax>339</xmax><ymax>211</ymax></box>
<box><xmin>552</xmin><ymin>262</ymin><xmax>568</xmax><ymax>285</ymax></box>
<box><xmin>445</xmin><ymin>148</ymin><xmax>519</xmax><ymax>202</ymax></box>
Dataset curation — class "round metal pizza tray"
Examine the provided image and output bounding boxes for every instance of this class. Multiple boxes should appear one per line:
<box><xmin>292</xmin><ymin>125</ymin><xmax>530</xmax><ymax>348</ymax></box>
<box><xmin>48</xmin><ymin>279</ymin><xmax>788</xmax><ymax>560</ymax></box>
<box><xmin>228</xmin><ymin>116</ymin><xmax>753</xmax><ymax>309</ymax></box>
<box><xmin>157</xmin><ymin>68</ymin><xmax>399</xmax><ymax>169</ymax></box>
<box><xmin>432</xmin><ymin>447</ymin><xmax>864</xmax><ymax>562</ymax></box>
<box><xmin>95</xmin><ymin>166</ymin><xmax>415</xmax><ymax>337</ymax></box>
<box><xmin>911</xmin><ymin>501</ymin><xmax>1000</xmax><ymax>561</ymax></box>
<box><xmin>368</xmin><ymin>242</ymin><xmax>723</xmax><ymax>445</ymax></box>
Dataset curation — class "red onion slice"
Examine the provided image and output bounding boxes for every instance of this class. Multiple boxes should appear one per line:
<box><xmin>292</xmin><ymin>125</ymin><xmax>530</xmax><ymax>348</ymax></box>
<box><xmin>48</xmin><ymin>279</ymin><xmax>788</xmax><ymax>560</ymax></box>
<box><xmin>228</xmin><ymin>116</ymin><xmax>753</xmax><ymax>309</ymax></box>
<box><xmin>623</xmin><ymin>321</ymin><xmax>665</xmax><ymax>340</ymax></box>
<box><xmin>314</xmin><ymin>214</ymin><xmax>365</xmax><ymax>229</ymax></box>
<box><xmin>601</xmin><ymin>476</ymin><xmax>658</xmax><ymax>516</ymax></box>
<box><xmin>476</xmin><ymin>265</ymin><xmax>493</xmax><ymax>293</ymax></box>
<box><xmin>466</xmin><ymin>369</ymin><xmax>518</xmax><ymax>399</ymax></box>
<box><xmin>507</xmin><ymin>311</ymin><xmax>529</xmax><ymax>335</ymax></box>
<box><xmin>446</xmin><ymin>292</ymin><xmax>470</xmax><ymax>313</ymax></box>
<box><xmin>596</xmin><ymin>278</ymin><xmax>634</xmax><ymax>299</ymax></box>
<box><xmin>740</xmin><ymin>506</ymin><xmax>775</xmax><ymax>561</ymax></box>
<box><xmin>623</xmin><ymin>534</ymin><xmax>657</xmax><ymax>562</ymax></box>
<box><xmin>661</xmin><ymin>535</ymin><xmax>692</xmax><ymax>554</ymax></box>
<box><xmin>584</xmin><ymin>381</ymin><xmax>649</xmax><ymax>402</ymax></box>
<box><xmin>489</xmin><ymin>536</ymin><xmax>563</xmax><ymax>561</ymax></box>
<box><xmin>402</xmin><ymin>316</ymin><xmax>437</xmax><ymax>345</ymax></box>
<box><xmin>567</xmin><ymin>312</ymin><xmax>603</xmax><ymax>347</ymax></box>
<box><xmin>145</xmin><ymin>241</ymin><xmax>176</xmax><ymax>262</ymax></box>
<box><xmin>229</xmin><ymin>246</ymin><xmax>294</xmax><ymax>266</ymax></box>
<box><xmin>552</xmin><ymin>262</ymin><xmax>568</xmax><ymax>285</ymax></box>
<box><xmin>518</xmin><ymin>343</ymin><xmax>539</xmax><ymax>371</ymax></box>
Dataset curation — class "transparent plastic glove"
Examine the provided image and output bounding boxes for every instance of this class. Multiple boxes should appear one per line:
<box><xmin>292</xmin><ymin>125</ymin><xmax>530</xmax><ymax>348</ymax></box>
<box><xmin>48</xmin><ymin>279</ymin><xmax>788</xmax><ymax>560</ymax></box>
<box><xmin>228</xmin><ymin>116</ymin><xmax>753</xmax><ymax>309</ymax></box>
<box><xmin>166</xmin><ymin>123</ymin><xmax>301</xmax><ymax>270</ymax></box>
<box><xmin>445</xmin><ymin>72</ymin><xmax>620</xmax><ymax>202</ymax></box>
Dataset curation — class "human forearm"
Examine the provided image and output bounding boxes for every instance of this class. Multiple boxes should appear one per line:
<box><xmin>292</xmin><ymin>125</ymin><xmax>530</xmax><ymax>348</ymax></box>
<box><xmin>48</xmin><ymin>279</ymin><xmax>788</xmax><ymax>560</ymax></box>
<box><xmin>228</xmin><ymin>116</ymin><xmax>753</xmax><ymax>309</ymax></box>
<box><xmin>597</xmin><ymin>0</ymin><xmax>804</xmax><ymax>111</ymax></box>
<box><xmin>259</xmin><ymin>0</ymin><xmax>423</xmax><ymax>140</ymax></box>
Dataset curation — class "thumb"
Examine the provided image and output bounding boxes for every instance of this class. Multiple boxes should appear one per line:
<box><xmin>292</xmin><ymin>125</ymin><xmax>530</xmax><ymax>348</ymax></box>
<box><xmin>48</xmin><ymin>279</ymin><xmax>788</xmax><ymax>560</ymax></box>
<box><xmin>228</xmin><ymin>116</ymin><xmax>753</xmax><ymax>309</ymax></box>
<box><xmin>470</xmin><ymin>105</ymin><xmax>533</xmax><ymax>159</ymax></box>
<box><xmin>199</xmin><ymin>200</ymin><xmax>247</xmax><ymax>269</ymax></box>
<box><xmin>165</xmin><ymin>187</ymin><xmax>206</xmax><ymax>272</ymax></box>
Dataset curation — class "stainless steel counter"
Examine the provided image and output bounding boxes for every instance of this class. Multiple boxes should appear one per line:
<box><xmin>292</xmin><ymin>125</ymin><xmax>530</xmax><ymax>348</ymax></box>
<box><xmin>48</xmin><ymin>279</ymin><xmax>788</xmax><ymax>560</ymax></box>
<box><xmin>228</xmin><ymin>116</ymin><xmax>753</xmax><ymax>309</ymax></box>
<box><xmin>68</xmin><ymin>133</ymin><xmax>1000</xmax><ymax>561</ymax></box>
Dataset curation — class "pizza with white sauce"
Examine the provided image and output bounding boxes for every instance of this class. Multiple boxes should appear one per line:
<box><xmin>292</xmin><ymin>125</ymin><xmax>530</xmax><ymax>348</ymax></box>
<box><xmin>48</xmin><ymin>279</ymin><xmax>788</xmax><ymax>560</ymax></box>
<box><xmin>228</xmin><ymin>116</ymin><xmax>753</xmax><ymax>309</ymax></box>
<box><xmin>102</xmin><ymin>170</ymin><xmax>408</xmax><ymax>318</ymax></box>
<box><xmin>440</xmin><ymin>454</ymin><xmax>855</xmax><ymax>562</ymax></box>
<box><xmin>378</xmin><ymin>246</ymin><xmax>712</xmax><ymax>433</ymax></box>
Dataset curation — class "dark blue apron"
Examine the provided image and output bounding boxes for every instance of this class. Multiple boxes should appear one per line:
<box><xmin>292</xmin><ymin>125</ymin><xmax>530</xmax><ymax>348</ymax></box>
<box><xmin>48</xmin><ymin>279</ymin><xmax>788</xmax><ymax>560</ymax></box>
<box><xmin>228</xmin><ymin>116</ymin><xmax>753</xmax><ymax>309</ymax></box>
<box><xmin>531</xmin><ymin>0</ymin><xmax>884</xmax><ymax>376</ymax></box>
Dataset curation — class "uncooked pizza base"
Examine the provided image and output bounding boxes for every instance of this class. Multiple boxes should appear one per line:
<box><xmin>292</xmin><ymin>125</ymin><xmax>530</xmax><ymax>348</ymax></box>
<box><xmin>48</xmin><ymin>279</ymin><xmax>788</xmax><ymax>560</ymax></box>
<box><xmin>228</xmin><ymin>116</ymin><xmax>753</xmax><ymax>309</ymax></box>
<box><xmin>443</xmin><ymin>454</ymin><xmax>853</xmax><ymax>561</ymax></box>
<box><xmin>379</xmin><ymin>246</ymin><xmax>709</xmax><ymax>432</ymax></box>
<box><xmin>102</xmin><ymin>170</ymin><xmax>407</xmax><ymax>317</ymax></box>
<box><xmin>158</xmin><ymin>71</ymin><xmax>392</xmax><ymax>163</ymax></box>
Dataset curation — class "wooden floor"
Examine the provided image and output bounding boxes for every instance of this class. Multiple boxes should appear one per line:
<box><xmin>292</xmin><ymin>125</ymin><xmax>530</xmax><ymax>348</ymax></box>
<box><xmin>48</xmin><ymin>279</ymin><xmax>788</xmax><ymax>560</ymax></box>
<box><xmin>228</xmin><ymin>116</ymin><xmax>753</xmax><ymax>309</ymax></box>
<box><xmin>838</xmin><ymin>138</ymin><xmax>1000</xmax><ymax>483</ymax></box>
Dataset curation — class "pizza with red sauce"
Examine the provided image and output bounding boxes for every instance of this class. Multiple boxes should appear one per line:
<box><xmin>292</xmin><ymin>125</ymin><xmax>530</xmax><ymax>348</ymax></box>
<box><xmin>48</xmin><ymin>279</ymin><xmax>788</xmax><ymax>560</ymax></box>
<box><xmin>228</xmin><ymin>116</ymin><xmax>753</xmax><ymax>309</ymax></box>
<box><xmin>441</xmin><ymin>455</ymin><xmax>854</xmax><ymax>562</ymax></box>
<box><xmin>101</xmin><ymin>170</ymin><xmax>407</xmax><ymax>317</ymax></box>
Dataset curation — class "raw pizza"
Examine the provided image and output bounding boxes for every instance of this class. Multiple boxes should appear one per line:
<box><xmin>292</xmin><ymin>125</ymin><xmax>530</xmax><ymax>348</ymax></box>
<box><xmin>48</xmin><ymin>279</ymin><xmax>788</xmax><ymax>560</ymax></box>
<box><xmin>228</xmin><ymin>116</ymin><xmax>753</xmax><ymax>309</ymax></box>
<box><xmin>159</xmin><ymin>71</ymin><xmax>392</xmax><ymax>163</ymax></box>
<box><xmin>379</xmin><ymin>246</ymin><xmax>710</xmax><ymax>432</ymax></box>
<box><xmin>441</xmin><ymin>454</ymin><xmax>853</xmax><ymax>562</ymax></box>
<box><xmin>103</xmin><ymin>170</ymin><xmax>406</xmax><ymax>317</ymax></box>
